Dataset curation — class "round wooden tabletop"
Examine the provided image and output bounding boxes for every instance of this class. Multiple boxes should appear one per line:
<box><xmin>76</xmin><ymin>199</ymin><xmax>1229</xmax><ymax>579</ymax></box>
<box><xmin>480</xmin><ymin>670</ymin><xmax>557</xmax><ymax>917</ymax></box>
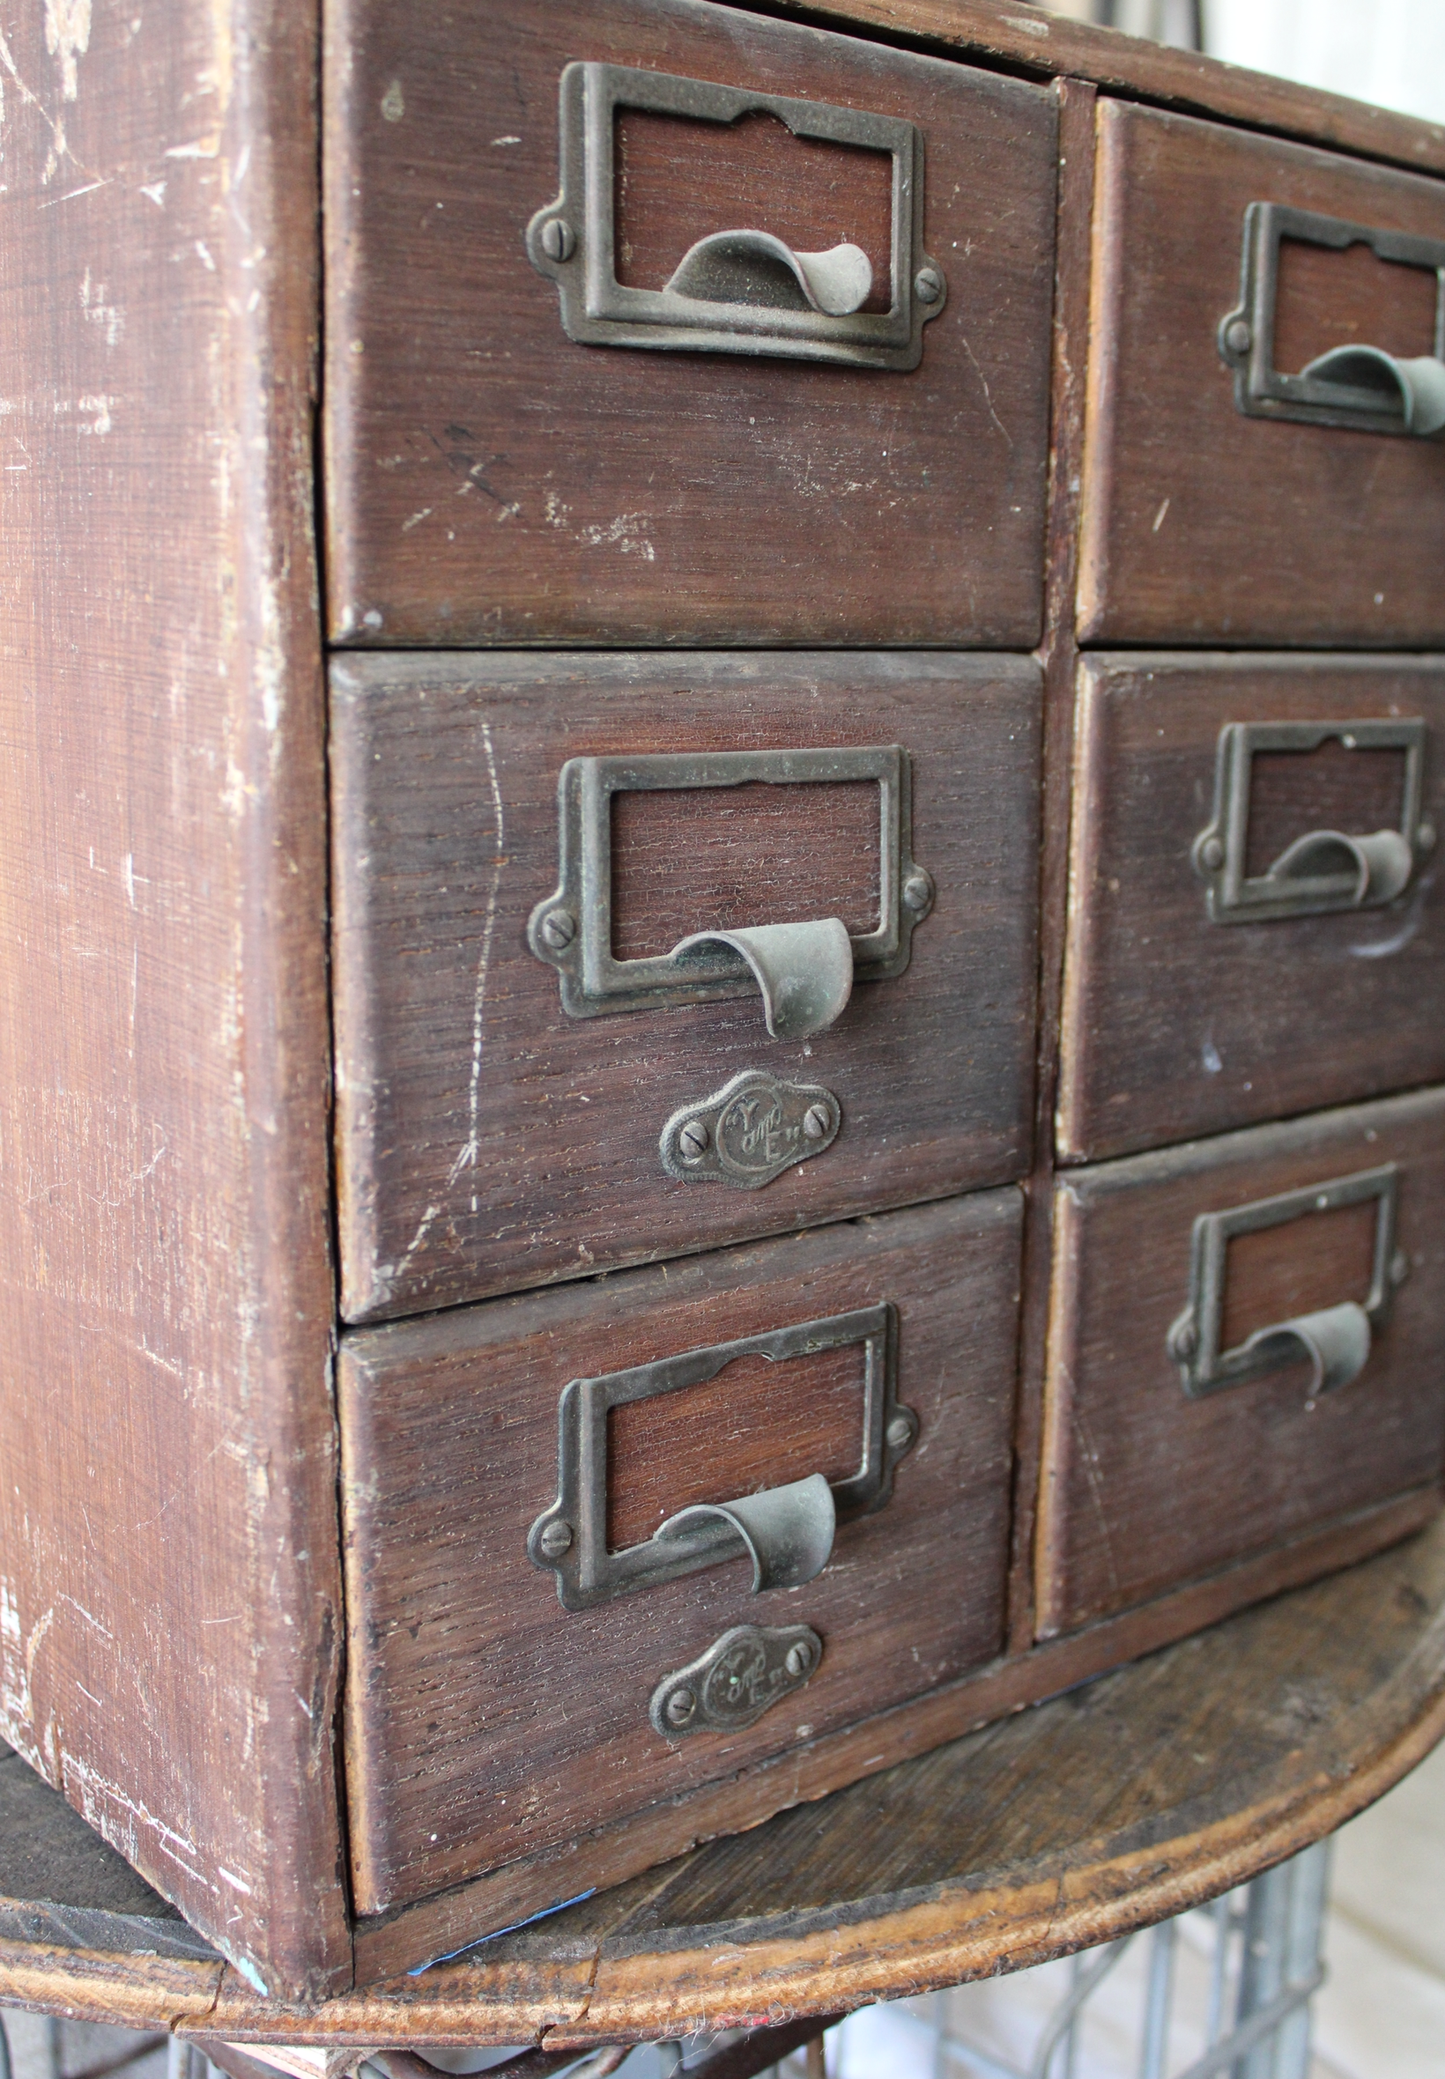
<box><xmin>3</xmin><ymin>1516</ymin><xmax>1444</xmax><ymax>2057</ymax></box>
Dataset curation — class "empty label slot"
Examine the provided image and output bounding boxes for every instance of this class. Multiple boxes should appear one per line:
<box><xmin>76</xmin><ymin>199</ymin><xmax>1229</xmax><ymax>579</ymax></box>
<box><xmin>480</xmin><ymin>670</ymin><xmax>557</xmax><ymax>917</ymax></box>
<box><xmin>614</xmin><ymin>106</ymin><xmax>894</xmax><ymax>311</ymax></box>
<box><xmin>1243</xmin><ymin>739</ymin><xmax>1408</xmax><ymax>881</ymax></box>
<box><xmin>610</xmin><ymin>777</ymin><xmax>883</xmax><ymax>959</ymax></box>
<box><xmin>1221</xmin><ymin>1196</ymin><xmax>1381</xmax><ymax>1362</ymax></box>
<box><xmin>606</xmin><ymin>1339</ymin><xmax>867</xmax><ymax>1553</ymax></box>
<box><xmin>1273</xmin><ymin>236</ymin><xmax>1439</xmax><ymax>376</ymax></box>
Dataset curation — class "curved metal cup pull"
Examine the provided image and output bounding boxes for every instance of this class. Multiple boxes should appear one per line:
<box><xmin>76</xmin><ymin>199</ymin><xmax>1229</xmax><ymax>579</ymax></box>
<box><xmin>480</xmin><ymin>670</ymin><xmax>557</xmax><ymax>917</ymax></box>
<box><xmin>1167</xmin><ymin>1164</ymin><xmax>1402</xmax><ymax>1402</ymax></box>
<box><xmin>1261</xmin><ymin>827</ymin><xmax>1414</xmax><ymax>909</ymax></box>
<box><xmin>1301</xmin><ymin>345</ymin><xmax>1445</xmax><ymax>439</ymax></box>
<box><xmin>670</xmin><ymin>919</ymin><xmax>853</xmax><ymax>1040</ymax></box>
<box><xmin>667</xmin><ymin>232</ymin><xmax>872</xmax><ymax>317</ymax></box>
<box><xmin>653</xmin><ymin>1472</ymin><xmax>836</xmax><ymax>1594</ymax></box>
<box><xmin>1232</xmin><ymin>1300</ymin><xmax>1372</xmax><ymax>1401</ymax></box>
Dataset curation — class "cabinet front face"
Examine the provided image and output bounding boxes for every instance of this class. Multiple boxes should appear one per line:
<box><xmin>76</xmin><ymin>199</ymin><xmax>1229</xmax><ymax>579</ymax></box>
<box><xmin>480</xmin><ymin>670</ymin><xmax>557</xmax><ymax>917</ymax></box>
<box><xmin>1038</xmin><ymin>1090</ymin><xmax>1445</xmax><ymax>1638</ymax></box>
<box><xmin>331</xmin><ymin>650</ymin><xmax>1040</xmax><ymax>1322</ymax></box>
<box><xmin>1078</xmin><ymin>101</ymin><xmax>1445</xmax><ymax>647</ymax></box>
<box><xmin>322</xmin><ymin>0</ymin><xmax>1058</xmax><ymax>648</ymax></box>
<box><xmin>1058</xmin><ymin>655</ymin><xmax>1445</xmax><ymax>1163</ymax></box>
<box><xmin>339</xmin><ymin>1192</ymin><xmax>1022</xmax><ymax>1920</ymax></box>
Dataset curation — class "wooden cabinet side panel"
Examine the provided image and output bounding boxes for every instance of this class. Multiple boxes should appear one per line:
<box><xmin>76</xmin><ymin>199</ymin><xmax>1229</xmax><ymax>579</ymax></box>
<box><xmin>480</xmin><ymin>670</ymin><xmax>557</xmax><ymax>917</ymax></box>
<box><xmin>0</xmin><ymin>1</ymin><xmax>347</xmax><ymax>1999</ymax></box>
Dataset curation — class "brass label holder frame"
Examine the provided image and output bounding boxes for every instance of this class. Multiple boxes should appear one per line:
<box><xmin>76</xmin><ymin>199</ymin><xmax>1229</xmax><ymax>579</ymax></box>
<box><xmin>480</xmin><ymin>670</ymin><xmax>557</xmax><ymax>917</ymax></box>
<box><xmin>1167</xmin><ymin>1164</ymin><xmax>1403</xmax><ymax>1401</ymax></box>
<box><xmin>528</xmin><ymin>744</ymin><xmax>933</xmax><ymax>1023</ymax></box>
<box><xmin>1192</xmin><ymin>717</ymin><xmax>1429</xmax><ymax>924</ymax></box>
<box><xmin>1219</xmin><ymin>202</ymin><xmax>1445</xmax><ymax>436</ymax></box>
<box><xmin>526</xmin><ymin>62</ymin><xmax>945</xmax><ymax>370</ymax></box>
<box><xmin>528</xmin><ymin>1303</ymin><xmax>916</xmax><ymax>1612</ymax></box>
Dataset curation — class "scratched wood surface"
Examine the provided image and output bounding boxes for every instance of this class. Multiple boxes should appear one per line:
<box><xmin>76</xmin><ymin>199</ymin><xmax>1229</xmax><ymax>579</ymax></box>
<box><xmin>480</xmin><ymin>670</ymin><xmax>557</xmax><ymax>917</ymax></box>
<box><xmin>1</xmin><ymin>1518</ymin><xmax>1443</xmax><ymax>2047</ymax></box>
<box><xmin>1058</xmin><ymin>657</ymin><xmax>1445</xmax><ymax>1163</ymax></box>
<box><xmin>1077</xmin><ymin>101</ymin><xmax>1445</xmax><ymax>648</ymax></box>
<box><xmin>1038</xmin><ymin>1088</ymin><xmax>1445</xmax><ymax>1638</ymax></box>
<box><xmin>0</xmin><ymin>0</ymin><xmax>346</xmax><ymax>2002</ymax></box>
<box><xmin>339</xmin><ymin>1194</ymin><xmax>1022</xmax><ymax>1923</ymax></box>
<box><xmin>321</xmin><ymin>0</ymin><xmax>1059</xmax><ymax>647</ymax></box>
<box><xmin>330</xmin><ymin>651</ymin><xmax>1040</xmax><ymax>1322</ymax></box>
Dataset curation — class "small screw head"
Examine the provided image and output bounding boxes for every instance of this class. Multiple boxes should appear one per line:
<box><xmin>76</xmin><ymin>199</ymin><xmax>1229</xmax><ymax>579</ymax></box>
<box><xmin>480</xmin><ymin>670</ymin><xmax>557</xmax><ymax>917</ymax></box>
<box><xmin>538</xmin><ymin>1520</ymin><xmax>573</xmax><ymax>1559</ymax></box>
<box><xmin>1419</xmin><ymin>820</ymin><xmax>1437</xmax><ymax>854</ymax></box>
<box><xmin>678</xmin><ymin>1118</ymin><xmax>711</xmax><ymax>1159</ymax></box>
<box><xmin>886</xmin><ymin>1412</ymin><xmax>916</xmax><ymax>1453</ymax></box>
<box><xmin>1225</xmin><ymin>317</ymin><xmax>1253</xmax><ymax>356</ymax></box>
<box><xmin>540</xmin><ymin>217</ymin><xmax>575</xmax><ymax>263</ymax></box>
<box><xmin>1391</xmin><ymin>1247</ymin><xmax>1411</xmax><ymax>1287</ymax></box>
<box><xmin>1199</xmin><ymin>836</ymin><xmax>1226</xmax><ymax>872</ymax></box>
<box><xmin>902</xmin><ymin>869</ymin><xmax>935</xmax><ymax>915</ymax></box>
<box><xmin>539</xmin><ymin>907</ymin><xmax>576</xmax><ymax>951</ymax></box>
<box><xmin>914</xmin><ymin>266</ymin><xmax>943</xmax><ymax>306</ymax></box>
<box><xmin>801</xmin><ymin>1103</ymin><xmax>833</xmax><ymax>1141</ymax></box>
<box><xmin>665</xmin><ymin>1685</ymin><xmax>697</xmax><ymax>1727</ymax></box>
<box><xmin>784</xmin><ymin>1642</ymin><xmax>814</xmax><ymax>1679</ymax></box>
<box><xmin>1170</xmin><ymin>1317</ymin><xmax>1199</xmax><ymax>1361</ymax></box>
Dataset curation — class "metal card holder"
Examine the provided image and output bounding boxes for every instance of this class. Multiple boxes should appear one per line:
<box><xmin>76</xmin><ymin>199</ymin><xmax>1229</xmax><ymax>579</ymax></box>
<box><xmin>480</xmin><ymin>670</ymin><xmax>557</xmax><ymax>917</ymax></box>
<box><xmin>526</xmin><ymin>62</ymin><xmax>945</xmax><ymax>371</ymax></box>
<box><xmin>1219</xmin><ymin>202</ymin><xmax>1445</xmax><ymax>436</ymax></box>
<box><xmin>528</xmin><ymin>1304</ymin><xmax>917</xmax><ymax>1612</ymax></box>
<box><xmin>1167</xmin><ymin>1164</ymin><xmax>1404</xmax><ymax>1402</ymax></box>
<box><xmin>528</xmin><ymin>745</ymin><xmax>934</xmax><ymax>1029</ymax></box>
<box><xmin>1192</xmin><ymin>718</ymin><xmax>1430</xmax><ymax>924</ymax></box>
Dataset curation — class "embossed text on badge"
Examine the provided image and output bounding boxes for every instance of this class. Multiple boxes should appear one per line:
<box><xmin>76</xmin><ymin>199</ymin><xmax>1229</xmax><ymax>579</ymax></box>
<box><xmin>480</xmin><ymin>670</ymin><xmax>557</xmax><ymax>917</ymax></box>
<box><xmin>659</xmin><ymin>1069</ymin><xmax>841</xmax><ymax>1188</ymax></box>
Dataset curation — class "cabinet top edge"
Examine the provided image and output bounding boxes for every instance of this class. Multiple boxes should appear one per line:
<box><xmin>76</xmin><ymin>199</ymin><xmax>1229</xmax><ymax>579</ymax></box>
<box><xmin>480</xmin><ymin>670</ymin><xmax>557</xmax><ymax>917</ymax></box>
<box><xmin>723</xmin><ymin>0</ymin><xmax>1445</xmax><ymax>180</ymax></box>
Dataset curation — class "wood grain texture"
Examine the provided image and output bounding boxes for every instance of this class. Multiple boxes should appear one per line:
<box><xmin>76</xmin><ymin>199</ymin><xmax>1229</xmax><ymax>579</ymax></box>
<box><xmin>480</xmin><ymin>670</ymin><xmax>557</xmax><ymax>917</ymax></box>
<box><xmin>4</xmin><ymin>1520</ymin><xmax>1444</xmax><ymax>2040</ymax></box>
<box><xmin>331</xmin><ymin>651</ymin><xmax>1040</xmax><ymax>1322</ymax></box>
<box><xmin>1058</xmin><ymin>657</ymin><xmax>1445</xmax><ymax>1162</ymax></box>
<box><xmin>1038</xmin><ymin>1089</ymin><xmax>1445</xmax><ymax>1637</ymax></box>
<box><xmin>340</xmin><ymin>1193</ymin><xmax>1023</xmax><ymax>1918</ymax></box>
<box><xmin>726</xmin><ymin>0</ymin><xmax>1445</xmax><ymax>178</ymax></box>
<box><xmin>321</xmin><ymin>0</ymin><xmax>1058</xmax><ymax>647</ymax></box>
<box><xmin>1077</xmin><ymin>101</ymin><xmax>1445</xmax><ymax>648</ymax></box>
<box><xmin>0</xmin><ymin>0</ymin><xmax>347</xmax><ymax>2000</ymax></box>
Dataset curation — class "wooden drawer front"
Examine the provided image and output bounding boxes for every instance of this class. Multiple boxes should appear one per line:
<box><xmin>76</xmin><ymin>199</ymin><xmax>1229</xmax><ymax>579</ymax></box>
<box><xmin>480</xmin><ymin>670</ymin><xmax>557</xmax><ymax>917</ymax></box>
<box><xmin>1058</xmin><ymin>655</ymin><xmax>1445</xmax><ymax>1163</ymax></box>
<box><xmin>1079</xmin><ymin>101</ymin><xmax>1445</xmax><ymax>647</ymax></box>
<box><xmin>340</xmin><ymin>1192</ymin><xmax>1022</xmax><ymax>1920</ymax></box>
<box><xmin>322</xmin><ymin>0</ymin><xmax>1057</xmax><ymax>648</ymax></box>
<box><xmin>332</xmin><ymin>651</ymin><xmax>1040</xmax><ymax>1322</ymax></box>
<box><xmin>1038</xmin><ymin>1091</ymin><xmax>1445</xmax><ymax>1637</ymax></box>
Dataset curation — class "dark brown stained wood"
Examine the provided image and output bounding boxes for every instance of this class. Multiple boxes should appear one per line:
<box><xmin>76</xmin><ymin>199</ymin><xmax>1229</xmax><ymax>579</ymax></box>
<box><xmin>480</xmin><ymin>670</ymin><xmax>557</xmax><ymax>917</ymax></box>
<box><xmin>725</xmin><ymin>1</ymin><xmax>1445</xmax><ymax>179</ymax></box>
<box><xmin>611</xmin><ymin>783</ymin><xmax>881</xmax><ymax>957</ymax></box>
<box><xmin>339</xmin><ymin>1192</ymin><xmax>1023</xmax><ymax>1920</ymax></box>
<box><xmin>7</xmin><ymin>1520</ymin><xmax>1442</xmax><ymax>2038</ymax></box>
<box><xmin>1007</xmin><ymin>76</ymin><xmax>1097</xmax><ymax>1656</ymax></box>
<box><xmin>1077</xmin><ymin>102</ymin><xmax>1445</xmax><ymax>648</ymax></box>
<box><xmin>321</xmin><ymin>0</ymin><xmax>1058</xmax><ymax>647</ymax></box>
<box><xmin>1037</xmin><ymin>1089</ymin><xmax>1445</xmax><ymax>1638</ymax></box>
<box><xmin>331</xmin><ymin>651</ymin><xmax>1040</xmax><ymax>1322</ymax></box>
<box><xmin>1057</xmin><ymin>656</ymin><xmax>1445</xmax><ymax>1163</ymax></box>
<box><xmin>0</xmin><ymin>0</ymin><xmax>347</xmax><ymax>2000</ymax></box>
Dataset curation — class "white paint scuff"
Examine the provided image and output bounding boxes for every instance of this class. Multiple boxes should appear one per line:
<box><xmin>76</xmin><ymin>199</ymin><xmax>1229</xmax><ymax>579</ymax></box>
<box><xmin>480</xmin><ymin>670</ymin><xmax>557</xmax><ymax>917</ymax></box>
<box><xmin>44</xmin><ymin>0</ymin><xmax>90</xmax><ymax>102</ymax></box>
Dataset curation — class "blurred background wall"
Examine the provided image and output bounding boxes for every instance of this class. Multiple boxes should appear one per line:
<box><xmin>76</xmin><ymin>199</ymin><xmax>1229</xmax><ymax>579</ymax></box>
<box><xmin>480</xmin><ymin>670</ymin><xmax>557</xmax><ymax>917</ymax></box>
<box><xmin>1043</xmin><ymin>0</ymin><xmax>1445</xmax><ymax>126</ymax></box>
